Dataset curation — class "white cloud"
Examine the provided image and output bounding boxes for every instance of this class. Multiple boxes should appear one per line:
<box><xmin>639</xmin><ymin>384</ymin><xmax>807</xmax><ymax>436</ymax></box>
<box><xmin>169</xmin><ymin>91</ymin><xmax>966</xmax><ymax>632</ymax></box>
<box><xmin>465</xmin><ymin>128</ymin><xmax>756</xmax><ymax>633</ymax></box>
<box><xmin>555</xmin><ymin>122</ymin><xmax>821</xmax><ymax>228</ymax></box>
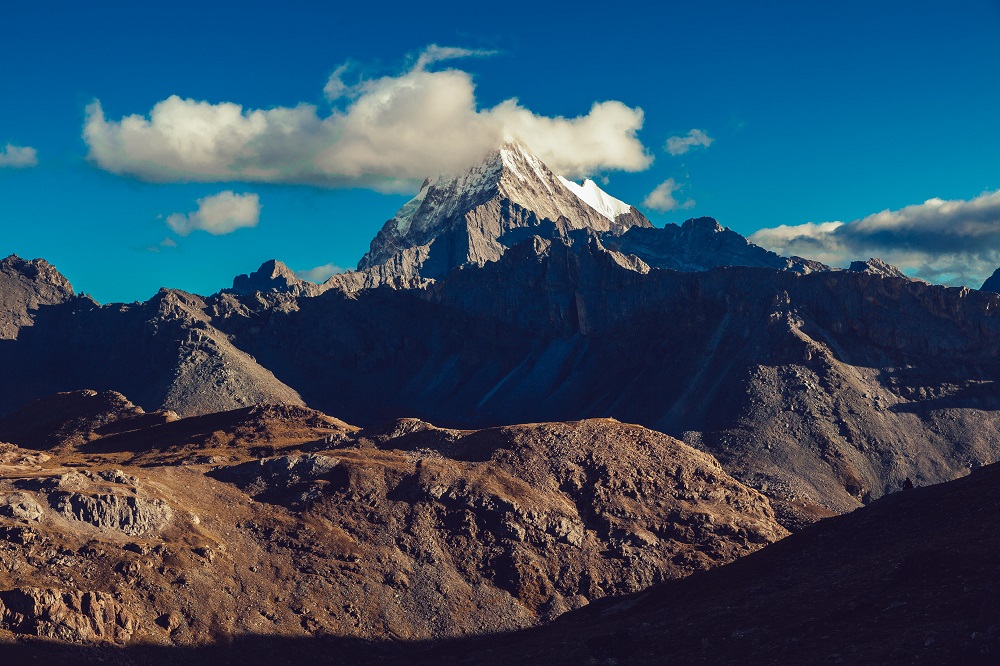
<box><xmin>295</xmin><ymin>263</ymin><xmax>344</xmax><ymax>283</ymax></box>
<box><xmin>665</xmin><ymin>129</ymin><xmax>713</xmax><ymax>156</ymax></box>
<box><xmin>489</xmin><ymin>99</ymin><xmax>651</xmax><ymax>178</ymax></box>
<box><xmin>166</xmin><ymin>191</ymin><xmax>260</xmax><ymax>236</ymax></box>
<box><xmin>413</xmin><ymin>44</ymin><xmax>496</xmax><ymax>71</ymax></box>
<box><xmin>84</xmin><ymin>46</ymin><xmax>651</xmax><ymax>192</ymax></box>
<box><xmin>748</xmin><ymin>190</ymin><xmax>1000</xmax><ymax>287</ymax></box>
<box><xmin>643</xmin><ymin>178</ymin><xmax>695</xmax><ymax>212</ymax></box>
<box><xmin>323</xmin><ymin>63</ymin><xmax>352</xmax><ymax>101</ymax></box>
<box><xmin>0</xmin><ymin>143</ymin><xmax>38</xmax><ymax>168</ymax></box>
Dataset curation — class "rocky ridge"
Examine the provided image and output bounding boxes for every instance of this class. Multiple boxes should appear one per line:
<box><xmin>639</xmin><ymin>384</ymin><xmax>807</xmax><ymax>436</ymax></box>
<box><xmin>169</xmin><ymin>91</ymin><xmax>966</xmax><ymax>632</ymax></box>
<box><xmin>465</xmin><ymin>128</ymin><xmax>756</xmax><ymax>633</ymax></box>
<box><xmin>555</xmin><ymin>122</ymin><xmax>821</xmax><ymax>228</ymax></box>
<box><xmin>848</xmin><ymin>257</ymin><xmax>915</xmax><ymax>279</ymax></box>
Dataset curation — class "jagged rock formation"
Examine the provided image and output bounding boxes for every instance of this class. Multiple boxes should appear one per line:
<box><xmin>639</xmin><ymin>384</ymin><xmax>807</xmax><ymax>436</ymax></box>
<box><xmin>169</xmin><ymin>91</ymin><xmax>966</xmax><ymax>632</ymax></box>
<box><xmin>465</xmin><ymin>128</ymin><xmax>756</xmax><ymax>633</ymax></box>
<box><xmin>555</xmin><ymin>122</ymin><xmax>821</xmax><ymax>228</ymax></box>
<box><xmin>0</xmin><ymin>394</ymin><xmax>785</xmax><ymax>647</ymax></box>
<box><xmin>0</xmin><ymin>254</ymin><xmax>75</xmax><ymax>339</ymax></box>
<box><xmin>0</xmin><ymin>587</ymin><xmax>137</xmax><ymax>644</ymax></box>
<box><xmin>981</xmin><ymin>267</ymin><xmax>1000</xmax><ymax>293</ymax></box>
<box><xmin>848</xmin><ymin>257</ymin><xmax>913</xmax><ymax>279</ymax></box>
<box><xmin>611</xmin><ymin>217</ymin><xmax>828</xmax><ymax>273</ymax></box>
<box><xmin>229</xmin><ymin>260</ymin><xmax>320</xmax><ymax>297</ymax></box>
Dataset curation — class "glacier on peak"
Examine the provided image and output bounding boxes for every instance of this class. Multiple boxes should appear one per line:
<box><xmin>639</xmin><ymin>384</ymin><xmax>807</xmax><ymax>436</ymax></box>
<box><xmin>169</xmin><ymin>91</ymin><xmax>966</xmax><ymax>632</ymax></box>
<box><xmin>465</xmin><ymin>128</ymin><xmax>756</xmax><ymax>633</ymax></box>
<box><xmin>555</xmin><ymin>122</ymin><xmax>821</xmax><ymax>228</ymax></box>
<box><xmin>557</xmin><ymin>175</ymin><xmax>633</xmax><ymax>221</ymax></box>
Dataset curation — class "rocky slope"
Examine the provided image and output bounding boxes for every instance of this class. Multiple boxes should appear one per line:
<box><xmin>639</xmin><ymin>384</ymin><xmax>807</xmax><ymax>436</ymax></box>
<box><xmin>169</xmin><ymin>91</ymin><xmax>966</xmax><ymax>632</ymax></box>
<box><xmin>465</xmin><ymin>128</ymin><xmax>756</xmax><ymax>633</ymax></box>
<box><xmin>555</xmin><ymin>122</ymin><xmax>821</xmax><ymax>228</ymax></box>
<box><xmin>0</xmin><ymin>254</ymin><xmax>75</xmax><ymax>339</ymax></box>
<box><xmin>388</xmin><ymin>456</ymin><xmax>1000</xmax><ymax>665</ymax></box>
<box><xmin>6</xmin><ymin>411</ymin><xmax>997</xmax><ymax>664</ymax></box>
<box><xmin>0</xmin><ymin>284</ymin><xmax>304</xmax><ymax>418</ymax></box>
<box><xmin>0</xmin><ymin>391</ymin><xmax>785</xmax><ymax>650</ymax></box>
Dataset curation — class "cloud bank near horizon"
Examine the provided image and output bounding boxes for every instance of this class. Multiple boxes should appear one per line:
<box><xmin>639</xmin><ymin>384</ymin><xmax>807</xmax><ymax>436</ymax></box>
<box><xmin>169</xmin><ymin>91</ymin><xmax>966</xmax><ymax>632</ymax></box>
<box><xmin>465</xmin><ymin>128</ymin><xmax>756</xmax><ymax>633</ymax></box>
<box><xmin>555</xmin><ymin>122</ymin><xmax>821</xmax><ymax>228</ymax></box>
<box><xmin>749</xmin><ymin>190</ymin><xmax>1000</xmax><ymax>287</ymax></box>
<box><xmin>84</xmin><ymin>46</ymin><xmax>652</xmax><ymax>193</ymax></box>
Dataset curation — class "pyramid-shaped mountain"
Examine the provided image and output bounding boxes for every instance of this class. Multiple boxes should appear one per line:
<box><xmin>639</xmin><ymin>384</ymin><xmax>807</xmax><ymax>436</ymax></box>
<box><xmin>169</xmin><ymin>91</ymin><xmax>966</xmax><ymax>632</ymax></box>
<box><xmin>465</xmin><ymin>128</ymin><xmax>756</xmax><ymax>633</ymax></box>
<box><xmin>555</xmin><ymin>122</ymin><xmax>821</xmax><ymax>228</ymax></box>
<box><xmin>356</xmin><ymin>140</ymin><xmax>652</xmax><ymax>282</ymax></box>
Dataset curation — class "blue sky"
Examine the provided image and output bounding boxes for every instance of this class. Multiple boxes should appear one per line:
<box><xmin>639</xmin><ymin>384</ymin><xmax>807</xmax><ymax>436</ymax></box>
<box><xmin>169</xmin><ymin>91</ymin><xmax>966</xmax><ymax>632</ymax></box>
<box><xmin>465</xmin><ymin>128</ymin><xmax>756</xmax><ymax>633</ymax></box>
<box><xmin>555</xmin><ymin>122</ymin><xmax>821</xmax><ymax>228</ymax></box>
<box><xmin>3</xmin><ymin>0</ymin><xmax>1000</xmax><ymax>302</ymax></box>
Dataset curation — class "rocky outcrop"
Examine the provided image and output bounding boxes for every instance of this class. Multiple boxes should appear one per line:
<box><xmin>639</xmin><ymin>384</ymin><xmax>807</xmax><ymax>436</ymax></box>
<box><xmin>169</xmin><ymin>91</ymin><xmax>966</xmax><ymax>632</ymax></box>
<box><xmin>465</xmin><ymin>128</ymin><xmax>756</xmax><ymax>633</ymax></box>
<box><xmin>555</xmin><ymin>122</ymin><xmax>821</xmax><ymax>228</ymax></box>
<box><xmin>210</xmin><ymin>453</ymin><xmax>344</xmax><ymax>505</ymax></box>
<box><xmin>51</xmin><ymin>492</ymin><xmax>173</xmax><ymax>536</ymax></box>
<box><xmin>229</xmin><ymin>260</ymin><xmax>320</xmax><ymax>297</ymax></box>
<box><xmin>848</xmin><ymin>257</ymin><xmax>912</xmax><ymax>279</ymax></box>
<box><xmin>0</xmin><ymin>254</ymin><xmax>76</xmax><ymax>339</ymax></box>
<box><xmin>0</xmin><ymin>587</ymin><xmax>137</xmax><ymax>643</ymax></box>
<box><xmin>0</xmin><ymin>492</ymin><xmax>44</xmax><ymax>522</ymax></box>
<box><xmin>9</xmin><ymin>469</ymin><xmax>173</xmax><ymax>535</ymax></box>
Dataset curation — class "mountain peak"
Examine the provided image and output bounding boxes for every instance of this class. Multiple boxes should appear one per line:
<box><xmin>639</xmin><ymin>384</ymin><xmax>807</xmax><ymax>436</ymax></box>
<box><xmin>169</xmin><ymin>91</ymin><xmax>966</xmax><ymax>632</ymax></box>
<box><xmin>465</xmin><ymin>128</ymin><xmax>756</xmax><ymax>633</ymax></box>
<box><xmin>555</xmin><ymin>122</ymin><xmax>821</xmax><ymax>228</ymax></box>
<box><xmin>981</xmin><ymin>267</ymin><xmax>1000</xmax><ymax>293</ymax></box>
<box><xmin>682</xmin><ymin>217</ymin><xmax>725</xmax><ymax>233</ymax></box>
<box><xmin>356</xmin><ymin>140</ymin><xmax>649</xmax><ymax>280</ymax></box>
<box><xmin>229</xmin><ymin>259</ymin><xmax>309</xmax><ymax>296</ymax></box>
<box><xmin>848</xmin><ymin>257</ymin><xmax>912</xmax><ymax>280</ymax></box>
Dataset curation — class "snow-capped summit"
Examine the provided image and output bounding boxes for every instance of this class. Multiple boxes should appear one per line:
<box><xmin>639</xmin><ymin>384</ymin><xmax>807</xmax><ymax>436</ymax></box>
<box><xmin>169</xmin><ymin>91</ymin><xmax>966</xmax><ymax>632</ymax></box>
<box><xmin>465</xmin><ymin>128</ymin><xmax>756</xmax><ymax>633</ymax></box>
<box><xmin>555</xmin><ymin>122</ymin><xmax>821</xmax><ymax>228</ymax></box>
<box><xmin>357</xmin><ymin>139</ymin><xmax>651</xmax><ymax>281</ymax></box>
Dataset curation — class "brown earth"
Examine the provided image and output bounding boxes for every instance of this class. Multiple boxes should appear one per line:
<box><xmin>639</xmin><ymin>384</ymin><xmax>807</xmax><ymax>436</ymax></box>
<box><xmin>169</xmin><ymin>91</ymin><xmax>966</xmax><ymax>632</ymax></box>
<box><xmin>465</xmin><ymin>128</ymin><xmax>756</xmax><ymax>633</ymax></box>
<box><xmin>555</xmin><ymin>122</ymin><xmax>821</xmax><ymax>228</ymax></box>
<box><xmin>0</xmin><ymin>391</ymin><xmax>785</xmax><ymax>653</ymax></box>
<box><xmin>4</xmin><ymin>434</ymin><xmax>997</xmax><ymax>664</ymax></box>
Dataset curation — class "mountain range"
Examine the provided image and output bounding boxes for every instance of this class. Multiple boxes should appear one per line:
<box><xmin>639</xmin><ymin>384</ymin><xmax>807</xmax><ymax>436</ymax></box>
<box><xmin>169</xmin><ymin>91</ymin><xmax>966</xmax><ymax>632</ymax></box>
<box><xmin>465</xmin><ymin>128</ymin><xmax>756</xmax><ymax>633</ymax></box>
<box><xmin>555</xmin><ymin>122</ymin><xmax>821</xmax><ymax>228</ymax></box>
<box><xmin>2</xmin><ymin>140</ymin><xmax>1000</xmax><ymax>660</ymax></box>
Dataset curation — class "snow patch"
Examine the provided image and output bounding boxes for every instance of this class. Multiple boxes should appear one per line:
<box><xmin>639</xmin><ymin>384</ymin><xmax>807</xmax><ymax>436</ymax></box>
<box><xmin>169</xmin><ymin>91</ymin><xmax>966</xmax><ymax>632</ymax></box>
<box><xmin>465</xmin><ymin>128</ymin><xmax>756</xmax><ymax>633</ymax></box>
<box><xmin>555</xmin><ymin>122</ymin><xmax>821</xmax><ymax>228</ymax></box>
<box><xmin>557</xmin><ymin>176</ymin><xmax>633</xmax><ymax>221</ymax></box>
